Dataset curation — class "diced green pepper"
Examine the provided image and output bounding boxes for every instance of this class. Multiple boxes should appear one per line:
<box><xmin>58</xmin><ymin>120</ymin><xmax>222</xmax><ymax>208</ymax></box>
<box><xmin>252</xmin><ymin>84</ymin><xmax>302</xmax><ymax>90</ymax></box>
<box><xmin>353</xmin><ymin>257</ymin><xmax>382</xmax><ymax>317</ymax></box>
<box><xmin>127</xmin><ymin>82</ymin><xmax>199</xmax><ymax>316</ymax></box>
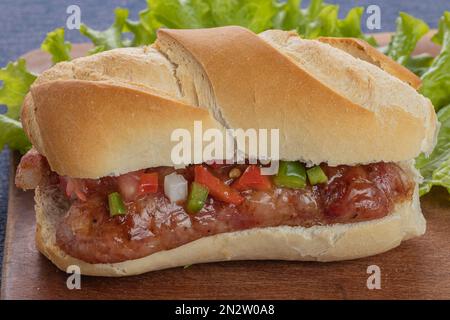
<box><xmin>307</xmin><ymin>166</ymin><xmax>328</xmax><ymax>185</ymax></box>
<box><xmin>187</xmin><ymin>182</ymin><xmax>209</xmax><ymax>214</ymax></box>
<box><xmin>108</xmin><ymin>192</ymin><xmax>126</xmax><ymax>217</ymax></box>
<box><xmin>273</xmin><ymin>161</ymin><xmax>307</xmax><ymax>189</ymax></box>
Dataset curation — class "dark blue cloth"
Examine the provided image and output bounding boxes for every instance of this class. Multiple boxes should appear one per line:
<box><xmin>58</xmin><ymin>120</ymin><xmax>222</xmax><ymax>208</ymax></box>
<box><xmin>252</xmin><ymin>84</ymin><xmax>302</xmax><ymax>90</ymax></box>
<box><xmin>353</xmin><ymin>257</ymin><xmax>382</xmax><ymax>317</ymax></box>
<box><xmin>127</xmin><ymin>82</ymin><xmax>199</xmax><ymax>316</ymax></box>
<box><xmin>0</xmin><ymin>0</ymin><xmax>448</xmax><ymax>280</ymax></box>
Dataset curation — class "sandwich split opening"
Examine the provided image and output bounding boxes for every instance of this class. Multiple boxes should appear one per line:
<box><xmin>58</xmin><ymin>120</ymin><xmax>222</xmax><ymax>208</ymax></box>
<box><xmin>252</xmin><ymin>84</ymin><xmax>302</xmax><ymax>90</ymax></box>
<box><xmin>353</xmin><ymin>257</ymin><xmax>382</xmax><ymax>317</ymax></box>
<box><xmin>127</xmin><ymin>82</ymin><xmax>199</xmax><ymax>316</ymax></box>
<box><xmin>17</xmin><ymin>149</ymin><xmax>416</xmax><ymax>264</ymax></box>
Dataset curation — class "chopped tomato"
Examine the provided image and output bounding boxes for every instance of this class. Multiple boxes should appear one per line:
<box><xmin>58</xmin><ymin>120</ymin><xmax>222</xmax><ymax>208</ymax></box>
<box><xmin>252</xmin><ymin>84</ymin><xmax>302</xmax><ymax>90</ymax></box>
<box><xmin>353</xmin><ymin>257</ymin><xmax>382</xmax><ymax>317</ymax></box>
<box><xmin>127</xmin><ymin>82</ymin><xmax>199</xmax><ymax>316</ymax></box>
<box><xmin>232</xmin><ymin>165</ymin><xmax>272</xmax><ymax>191</ymax></box>
<box><xmin>139</xmin><ymin>172</ymin><xmax>158</xmax><ymax>194</ymax></box>
<box><xmin>194</xmin><ymin>165</ymin><xmax>244</xmax><ymax>205</ymax></box>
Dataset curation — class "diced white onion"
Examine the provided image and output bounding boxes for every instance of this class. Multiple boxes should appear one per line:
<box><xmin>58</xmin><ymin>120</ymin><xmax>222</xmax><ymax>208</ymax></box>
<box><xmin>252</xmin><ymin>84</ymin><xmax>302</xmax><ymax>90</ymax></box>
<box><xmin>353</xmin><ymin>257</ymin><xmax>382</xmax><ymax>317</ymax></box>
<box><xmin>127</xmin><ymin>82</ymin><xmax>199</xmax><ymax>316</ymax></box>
<box><xmin>164</xmin><ymin>173</ymin><xmax>188</xmax><ymax>203</ymax></box>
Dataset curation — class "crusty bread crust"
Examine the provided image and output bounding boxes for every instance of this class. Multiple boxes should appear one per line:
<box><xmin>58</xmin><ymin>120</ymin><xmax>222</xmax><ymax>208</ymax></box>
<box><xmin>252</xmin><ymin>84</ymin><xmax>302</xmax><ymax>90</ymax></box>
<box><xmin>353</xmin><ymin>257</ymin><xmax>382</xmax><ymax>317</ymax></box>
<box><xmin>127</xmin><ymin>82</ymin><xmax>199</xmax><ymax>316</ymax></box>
<box><xmin>24</xmin><ymin>80</ymin><xmax>224</xmax><ymax>178</ymax></box>
<box><xmin>22</xmin><ymin>27</ymin><xmax>438</xmax><ymax>178</ymax></box>
<box><xmin>33</xmin><ymin>46</ymin><xmax>183</xmax><ymax>98</ymax></box>
<box><xmin>317</xmin><ymin>37</ymin><xmax>422</xmax><ymax>89</ymax></box>
<box><xmin>35</xmin><ymin>162</ymin><xmax>425</xmax><ymax>277</ymax></box>
<box><xmin>157</xmin><ymin>27</ymin><xmax>437</xmax><ymax>166</ymax></box>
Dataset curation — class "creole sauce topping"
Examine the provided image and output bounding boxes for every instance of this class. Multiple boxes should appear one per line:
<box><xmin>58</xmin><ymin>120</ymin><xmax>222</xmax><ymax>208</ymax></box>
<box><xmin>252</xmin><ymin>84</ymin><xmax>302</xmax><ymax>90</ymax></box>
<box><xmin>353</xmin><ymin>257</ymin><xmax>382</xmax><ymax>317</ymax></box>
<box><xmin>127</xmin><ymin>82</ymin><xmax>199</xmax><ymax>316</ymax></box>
<box><xmin>51</xmin><ymin>162</ymin><xmax>414</xmax><ymax>263</ymax></box>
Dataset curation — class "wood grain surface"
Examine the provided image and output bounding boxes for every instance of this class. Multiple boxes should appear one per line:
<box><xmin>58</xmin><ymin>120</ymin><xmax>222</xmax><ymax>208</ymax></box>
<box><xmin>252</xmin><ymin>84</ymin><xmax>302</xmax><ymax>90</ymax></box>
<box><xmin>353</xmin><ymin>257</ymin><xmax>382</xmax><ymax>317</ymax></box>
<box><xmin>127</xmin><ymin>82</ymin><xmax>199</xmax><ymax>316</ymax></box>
<box><xmin>1</xmin><ymin>33</ymin><xmax>449</xmax><ymax>300</ymax></box>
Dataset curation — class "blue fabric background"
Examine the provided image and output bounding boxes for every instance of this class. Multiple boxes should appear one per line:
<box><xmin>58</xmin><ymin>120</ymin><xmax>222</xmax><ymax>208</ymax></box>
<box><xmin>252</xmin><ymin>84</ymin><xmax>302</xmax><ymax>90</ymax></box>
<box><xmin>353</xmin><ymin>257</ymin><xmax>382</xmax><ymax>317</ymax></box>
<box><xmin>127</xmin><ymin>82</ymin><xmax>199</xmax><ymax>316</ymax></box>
<box><xmin>0</xmin><ymin>0</ymin><xmax>449</xmax><ymax>280</ymax></box>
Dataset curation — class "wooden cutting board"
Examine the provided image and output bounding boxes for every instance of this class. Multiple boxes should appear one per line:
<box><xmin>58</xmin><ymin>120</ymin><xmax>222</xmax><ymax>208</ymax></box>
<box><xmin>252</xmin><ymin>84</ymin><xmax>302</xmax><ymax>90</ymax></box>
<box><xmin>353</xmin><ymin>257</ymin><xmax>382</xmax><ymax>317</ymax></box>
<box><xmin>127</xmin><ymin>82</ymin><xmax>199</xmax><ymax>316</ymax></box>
<box><xmin>1</xmin><ymin>33</ymin><xmax>449</xmax><ymax>300</ymax></box>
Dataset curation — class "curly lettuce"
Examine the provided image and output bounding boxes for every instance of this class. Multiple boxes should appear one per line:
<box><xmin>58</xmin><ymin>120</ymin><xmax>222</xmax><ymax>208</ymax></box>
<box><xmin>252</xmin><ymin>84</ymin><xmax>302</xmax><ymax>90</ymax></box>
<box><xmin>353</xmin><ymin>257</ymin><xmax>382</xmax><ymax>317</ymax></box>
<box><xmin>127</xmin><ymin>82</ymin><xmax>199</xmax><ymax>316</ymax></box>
<box><xmin>404</xmin><ymin>53</ymin><xmax>434</xmax><ymax>77</ymax></box>
<box><xmin>0</xmin><ymin>59</ymin><xmax>36</xmax><ymax>120</ymax></box>
<box><xmin>386</xmin><ymin>12</ymin><xmax>429</xmax><ymax>65</ymax></box>
<box><xmin>41</xmin><ymin>28</ymin><xmax>72</xmax><ymax>64</ymax></box>
<box><xmin>0</xmin><ymin>28</ymin><xmax>72</xmax><ymax>154</ymax></box>
<box><xmin>208</xmin><ymin>0</ymin><xmax>278</xmax><ymax>33</ymax></box>
<box><xmin>0</xmin><ymin>115</ymin><xmax>31</xmax><ymax>154</ymax></box>
<box><xmin>80</xmin><ymin>6</ymin><xmax>157</xmax><ymax>54</ymax></box>
<box><xmin>148</xmin><ymin>0</ymin><xmax>212</xmax><ymax>29</ymax></box>
<box><xmin>82</xmin><ymin>0</ymin><xmax>372</xmax><ymax>52</ymax></box>
<box><xmin>420</xmin><ymin>12</ymin><xmax>450</xmax><ymax>111</ymax></box>
<box><xmin>80</xmin><ymin>8</ymin><xmax>129</xmax><ymax>54</ymax></box>
<box><xmin>415</xmin><ymin>12</ymin><xmax>450</xmax><ymax>196</ymax></box>
<box><xmin>273</xmin><ymin>0</ymin><xmax>301</xmax><ymax>30</ymax></box>
<box><xmin>124</xmin><ymin>6</ymin><xmax>157</xmax><ymax>47</ymax></box>
<box><xmin>416</xmin><ymin>105</ymin><xmax>450</xmax><ymax>196</ymax></box>
<box><xmin>0</xmin><ymin>59</ymin><xmax>35</xmax><ymax>153</ymax></box>
<box><xmin>274</xmin><ymin>0</ymin><xmax>375</xmax><ymax>44</ymax></box>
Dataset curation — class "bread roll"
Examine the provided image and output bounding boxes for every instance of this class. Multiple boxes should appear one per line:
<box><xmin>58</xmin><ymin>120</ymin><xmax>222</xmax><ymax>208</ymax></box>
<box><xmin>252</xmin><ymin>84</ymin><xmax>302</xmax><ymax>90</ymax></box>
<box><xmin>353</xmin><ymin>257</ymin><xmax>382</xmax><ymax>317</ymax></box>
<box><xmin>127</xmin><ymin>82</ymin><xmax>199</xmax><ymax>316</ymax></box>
<box><xmin>22</xmin><ymin>26</ymin><xmax>438</xmax><ymax>178</ymax></box>
<box><xmin>19</xmin><ymin>27</ymin><xmax>437</xmax><ymax>276</ymax></box>
<box><xmin>317</xmin><ymin>36</ymin><xmax>422</xmax><ymax>89</ymax></box>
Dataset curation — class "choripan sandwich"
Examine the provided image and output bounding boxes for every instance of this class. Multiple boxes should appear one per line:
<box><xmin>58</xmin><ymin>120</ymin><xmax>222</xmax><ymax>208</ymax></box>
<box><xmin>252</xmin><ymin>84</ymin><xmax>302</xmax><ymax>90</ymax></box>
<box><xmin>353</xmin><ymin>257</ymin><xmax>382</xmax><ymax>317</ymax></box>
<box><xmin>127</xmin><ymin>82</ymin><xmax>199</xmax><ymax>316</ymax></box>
<box><xmin>15</xmin><ymin>26</ymin><xmax>438</xmax><ymax>276</ymax></box>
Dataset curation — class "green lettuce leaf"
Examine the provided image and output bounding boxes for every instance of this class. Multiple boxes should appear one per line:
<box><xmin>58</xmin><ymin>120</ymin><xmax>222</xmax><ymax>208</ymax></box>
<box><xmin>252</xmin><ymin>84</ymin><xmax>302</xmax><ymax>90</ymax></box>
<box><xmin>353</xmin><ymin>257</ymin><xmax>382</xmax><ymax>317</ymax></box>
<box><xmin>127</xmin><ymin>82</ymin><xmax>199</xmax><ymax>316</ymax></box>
<box><xmin>386</xmin><ymin>12</ymin><xmax>429</xmax><ymax>65</ymax></box>
<box><xmin>80</xmin><ymin>8</ymin><xmax>129</xmax><ymax>53</ymax></box>
<box><xmin>337</xmin><ymin>7</ymin><xmax>377</xmax><ymax>46</ymax></box>
<box><xmin>416</xmin><ymin>104</ymin><xmax>450</xmax><ymax>196</ymax></box>
<box><xmin>148</xmin><ymin>0</ymin><xmax>212</xmax><ymax>29</ymax></box>
<box><xmin>297</xmin><ymin>0</ymin><xmax>335</xmax><ymax>38</ymax></box>
<box><xmin>80</xmin><ymin>6</ymin><xmax>157</xmax><ymax>53</ymax></box>
<box><xmin>404</xmin><ymin>53</ymin><xmax>434</xmax><ymax>76</ymax></box>
<box><xmin>420</xmin><ymin>12</ymin><xmax>450</xmax><ymax>110</ymax></box>
<box><xmin>41</xmin><ymin>28</ymin><xmax>72</xmax><ymax>64</ymax></box>
<box><xmin>208</xmin><ymin>0</ymin><xmax>278</xmax><ymax>33</ymax></box>
<box><xmin>0</xmin><ymin>114</ymin><xmax>31</xmax><ymax>154</ymax></box>
<box><xmin>432</xmin><ymin>11</ymin><xmax>448</xmax><ymax>45</ymax></box>
<box><xmin>147</xmin><ymin>0</ymin><xmax>279</xmax><ymax>39</ymax></box>
<box><xmin>304</xmin><ymin>4</ymin><xmax>339</xmax><ymax>38</ymax></box>
<box><xmin>336</xmin><ymin>7</ymin><xmax>361</xmax><ymax>37</ymax></box>
<box><xmin>0</xmin><ymin>59</ymin><xmax>36</xmax><ymax>120</ymax></box>
<box><xmin>273</xmin><ymin>0</ymin><xmax>302</xmax><ymax>31</ymax></box>
<box><xmin>124</xmin><ymin>6</ymin><xmax>157</xmax><ymax>47</ymax></box>
<box><xmin>79</xmin><ymin>1</ymin><xmax>372</xmax><ymax>50</ymax></box>
<box><xmin>304</xmin><ymin>0</ymin><xmax>325</xmax><ymax>19</ymax></box>
<box><xmin>292</xmin><ymin>0</ymin><xmax>373</xmax><ymax>44</ymax></box>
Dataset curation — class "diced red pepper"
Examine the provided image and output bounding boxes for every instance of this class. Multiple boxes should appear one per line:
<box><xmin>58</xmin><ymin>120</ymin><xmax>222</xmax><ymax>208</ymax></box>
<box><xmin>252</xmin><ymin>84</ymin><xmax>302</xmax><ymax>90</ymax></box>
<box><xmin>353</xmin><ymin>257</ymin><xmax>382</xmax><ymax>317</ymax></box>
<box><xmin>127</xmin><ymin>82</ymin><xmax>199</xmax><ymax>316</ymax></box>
<box><xmin>232</xmin><ymin>165</ymin><xmax>272</xmax><ymax>191</ymax></box>
<box><xmin>139</xmin><ymin>172</ymin><xmax>159</xmax><ymax>194</ymax></box>
<box><xmin>194</xmin><ymin>165</ymin><xmax>244</xmax><ymax>205</ymax></box>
